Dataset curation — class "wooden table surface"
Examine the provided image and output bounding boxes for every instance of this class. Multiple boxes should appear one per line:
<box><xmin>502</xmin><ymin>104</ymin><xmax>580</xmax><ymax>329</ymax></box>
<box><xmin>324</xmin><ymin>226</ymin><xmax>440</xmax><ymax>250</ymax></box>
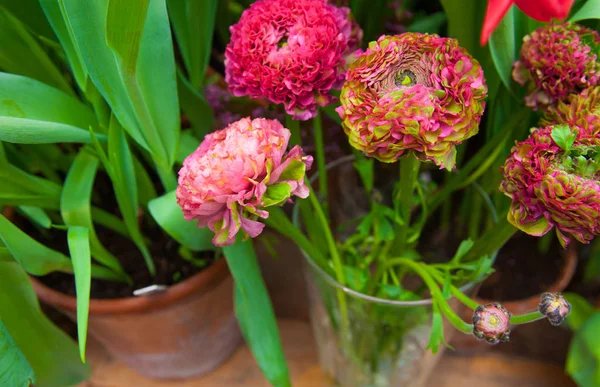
<box><xmin>78</xmin><ymin>319</ymin><xmax>575</xmax><ymax>387</ymax></box>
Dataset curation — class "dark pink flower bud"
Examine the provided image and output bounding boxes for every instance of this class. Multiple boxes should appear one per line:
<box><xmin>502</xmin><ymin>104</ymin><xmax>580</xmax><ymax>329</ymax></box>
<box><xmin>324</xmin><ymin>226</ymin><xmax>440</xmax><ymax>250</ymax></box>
<box><xmin>538</xmin><ymin>293</ymin><xmax>571</xmax><ymax>326</ymax></box>
<box><xmin>472</xmin><ymin>303</ymin><xmax>511</xmax><ymax>345</ymax></box>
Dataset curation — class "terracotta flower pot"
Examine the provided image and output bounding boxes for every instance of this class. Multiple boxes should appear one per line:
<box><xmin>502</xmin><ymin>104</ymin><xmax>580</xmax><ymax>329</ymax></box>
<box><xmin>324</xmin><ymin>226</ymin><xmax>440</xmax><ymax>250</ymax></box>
<box><xmin>31</xmin><ymin>258</ymin><xmax>242</xmax><ymax>380</ymax></box>
<box><xmin>450</xmin><ymin>244</ymin><xmax>578</xmax><ymax>352</ymax></box>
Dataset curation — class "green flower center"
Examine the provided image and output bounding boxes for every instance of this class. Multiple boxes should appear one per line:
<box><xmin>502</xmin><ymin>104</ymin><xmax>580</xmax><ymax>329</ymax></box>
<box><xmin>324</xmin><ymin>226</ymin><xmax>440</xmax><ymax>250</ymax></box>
<box><xmin>394</xmin><ymin>70</ymin><xmax>417</xmax><ymax>88</ymax></box>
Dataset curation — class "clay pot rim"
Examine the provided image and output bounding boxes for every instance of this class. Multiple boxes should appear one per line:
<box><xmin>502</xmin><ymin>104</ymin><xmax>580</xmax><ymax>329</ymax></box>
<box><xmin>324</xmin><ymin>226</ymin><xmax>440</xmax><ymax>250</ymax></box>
<box><xmin>31</xmin><ymin>258</ymin><xmax>229</xmax><ymax>315</ymax></box>
<box><xmin>474</xmin><ymin>243</ymin><xmax>578</xmax><ymax>314</ymax></box>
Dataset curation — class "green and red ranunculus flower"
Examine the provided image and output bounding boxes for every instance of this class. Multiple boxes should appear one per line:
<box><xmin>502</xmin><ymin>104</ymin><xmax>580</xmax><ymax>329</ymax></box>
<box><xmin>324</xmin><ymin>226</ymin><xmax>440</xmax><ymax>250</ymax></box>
<box><xmin>500</xmin><ymin>125</ymin><xmax>600</xmax><ymax>247</ymax></box>
<box><xmin>336</xmin><ymin>33</ymin><xmax>487</xmax><ymax>170</ymax></box>
<box><xmin>542</xmin><ymin>86</ymin><xmax>600</xmax><ymax>137</ymax></box>
<box><xmin>176</xmin><ymin>117</ymin><xmax>313</xmax><ymax>246</ymax></box>
<box><xmin>513</xmin><ymin>23</ymin><xmax>600</xmax><ymax>111</ymax></box>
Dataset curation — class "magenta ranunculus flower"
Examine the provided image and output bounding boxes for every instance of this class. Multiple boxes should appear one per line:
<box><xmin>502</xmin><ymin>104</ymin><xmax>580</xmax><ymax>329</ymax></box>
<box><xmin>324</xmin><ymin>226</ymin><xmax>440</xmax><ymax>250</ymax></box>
<box><xmin>513</xmin><ymin>23</ymin><xmax>600</xmax><ymax>111</ymax></box>
<box><xmin>336</xmin><ymin>33</ymin><xmax>487</xmax><ymax>170</ymax></box>
<box><xmin>499</xmin><ymin>125</ymin><xmax>600</xmax><ymax>247</ymax></box>
<box><xmin>176</xmin><ymin>117</ymin><xmax>313</xmax><ymax>246</ymax></box>
<box><xmin>538</xmin><ymin>293</ymin><xmax>571</xmax><ymax>326</ymax></box>
<box><xmin>225</xmin><ymin>0</ymin><xmax>362</xmax><ymax>121</ymax></box>
<box><xmin>472</xmin><ymin>303</ymin><xmax>511</xmax><ymax>345</ymax></box>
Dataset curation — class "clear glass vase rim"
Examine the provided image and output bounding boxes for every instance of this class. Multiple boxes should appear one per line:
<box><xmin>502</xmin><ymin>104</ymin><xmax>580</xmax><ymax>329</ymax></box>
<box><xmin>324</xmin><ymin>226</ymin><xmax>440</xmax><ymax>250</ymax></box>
<box><xmin>294</xmin><ymin>154</ymin><xmax>475</xmax><ymax>307</ymax></box>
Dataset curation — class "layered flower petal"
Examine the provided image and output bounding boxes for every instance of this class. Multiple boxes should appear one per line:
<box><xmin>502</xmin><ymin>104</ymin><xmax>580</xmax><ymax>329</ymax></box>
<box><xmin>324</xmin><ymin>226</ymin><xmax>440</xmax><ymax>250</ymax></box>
<box><xmin>512</xmin><ymin>23</ymin><xmax>600</xmax><ymax>111</ymax></box>
<box><xmin>224</xmin><ymin>0</ymin><xmax>361</xmax><ymax>120</ymax></box>
<box><xmin>337</xmin><ymin>33</ymin><xmax>487</xmax><ymax>170</ymax></box>
<box><xmin>500</xmin><ymin>125</ymin><xmax>600</xmax><ymax>247</ymax></box>
<box><xmin>542</xmin><ymin>86</ymin><xmax>600</xmax><ymax>137</ymax></box>
<box><xmin>176</xmin><ymin>117</ymin><xmax>313</xmax><ymax>246</ymax></box>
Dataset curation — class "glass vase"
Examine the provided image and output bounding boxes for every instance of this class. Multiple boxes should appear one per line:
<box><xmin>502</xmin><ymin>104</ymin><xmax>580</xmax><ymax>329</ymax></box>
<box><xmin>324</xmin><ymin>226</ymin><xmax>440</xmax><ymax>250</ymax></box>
<box><xmin>298</xmin><ymin>156</ymin><xmax>474</xmax><ymax>387</ymax></box>
<box><xmin>303</xmin><ymin>255</ymin><xmax>470</xmax><ymax>387</ymax></box>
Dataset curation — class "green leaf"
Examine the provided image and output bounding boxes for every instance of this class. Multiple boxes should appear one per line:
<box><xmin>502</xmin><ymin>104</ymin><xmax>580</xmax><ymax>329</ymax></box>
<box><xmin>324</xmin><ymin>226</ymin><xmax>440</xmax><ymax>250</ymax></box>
<box><xmin>426</xmin><ymin>303</ymin><xmax>450</xmax><ymax>354</ymax></box>
<box><xmin>0</xmin><ymin>261</ymin><xmax>90</xmax><ymax>386</ymax></box>
<box><xmin>570</xmin><ymin>0</ymin><xmax>600</xmax><ymax>21</ymax></box>
<box><xmin>551</xmin><ymin>125</ymin><xmax>577</xmax><ymax>151</ymax></box>
<box><xmin>61</xmin><ymin>149</ymin><xmax>126</xmax><ymax>278</ymax></box>
<box><xmin>0</xmin><ymin>7</ymin><xmax>72</xmax><ymax>95</ymax></box>
<box><xmin>564</xmin><ymin>293</ymin><xmax>596</xmax><ymax>332</ymax></box>
<box><xmin>451</xmin><ymin>239</ymin><xmax>474</xmax><ymax>263</ymax></box>
<box><xmin>489</xmin><ymin>5</ymin><xmax>517</xmax><ymax>93</ymax></box>
<box><xmin>0</xmin><ymin>117</ymin><xmax>102</xmax><ymax>144</ymax></box>
<box><xmin>38</xmin><ymin>0</ymin><xmax>89</xmax><ymax>91</ymax></box>
<box><xmin>0</xmin><ymin>163</ymin><xmax>61</xmax><ymax>209</ymax></box>
<box><xmin>176</xmin><ymin>70</ymin><xmax>214</xmax><ymax>140</ymax></box>
<box><xmin>66</xmin><ymin>226</ymin><xmax>91</xmax><ymax>362</ymax></box>
<box><xmin>148</xmin><ymin>190</ymin><xmax>215</xmax><ymax>252</ymax></box>
<box><xmin>278</xmin><ymin>159</ymin><xmax>307</xmax><ymax>182</ymax></box>
<box><xmin>0</xmin><ymin>72</ymin><xmax>97</xmax><ymax>129</ymax></box>
<box><xmin>17</xmin><ymin>206</ymin><xmax>51</xmax><ymax>229</ymax></box>
<box><xmin>106</xmin><ymin>1</ymin><xmax>150</xmax><ymax>74</ymax></box>
<box><xmin>342</xmin><ymin>265</ymin><xmax>368</xmax><ymax>292</ymax></box>
<box><xmin>3</xmin><ymin>0</ymin><xmax>55</xmax><ymax>41</ymax></box>
<box><xmin>62</xmin><ymin>0</ymin><xmax>180</xmax><ymax>166</ymax></box>
<box><xmin>223</xmin><ymin>237</ymin><xmax>291</xmax><ymax>387</ymax></box>
<box><xmin>566</xmin><ymin>312</ymin><xmax>600</xmax><ymax>387</ymax></box>
<box><xmin>263</xmin><ymin>183</ymin><xmax>293</xmax><ymax>207</ymax></box>
<box><xmin>584</xmin><ymin>242</ymin><xmax>600</xmax><ymax>282</ymax></box>
<box><xmin>353</xmin><ymin>156</ymin><xmax>374</xmax><ymax>195</ymax></box>
<box><xmin>0</xmin><ymin>213</ymin><xmax>72</xmax><ymax>275</ymax></box>
<box><xmin>0</xmin><ymin>319</ymin><xmax>35</xmax><ymax>387</ymax></box>
<box><xmin>168</xmin><ymin>0</ymin><xmax>217</xmax><ymax>89</ymax></box>
<box><xmin>175</xmin><ymin>129</ymin><xmax>201</xmax><ymax>164</ymax></box>
<box><xmin>106</xmin><ymin>116</ymin><xmax>154</xmax><ymax>275</ymax></box>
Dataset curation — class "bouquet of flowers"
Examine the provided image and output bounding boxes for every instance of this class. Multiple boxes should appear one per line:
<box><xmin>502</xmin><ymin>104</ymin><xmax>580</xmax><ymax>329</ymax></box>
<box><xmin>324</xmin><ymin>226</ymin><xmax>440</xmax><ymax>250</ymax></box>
<box><xmin>174</xmin><ymin>1</ymin><xmax>599</xmax><ymax>385</ymax></box>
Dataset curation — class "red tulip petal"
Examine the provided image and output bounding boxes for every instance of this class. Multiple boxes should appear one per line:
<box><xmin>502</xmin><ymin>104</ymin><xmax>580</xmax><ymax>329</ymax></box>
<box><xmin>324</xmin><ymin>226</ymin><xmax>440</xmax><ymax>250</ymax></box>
<box><xmin>514</xmin><ymin>0</ymin><xmax>573</xmax><ymax>22</ymax></box>
<box><xmin>481</xmin><ymin>0</ymin><xmax>514</xmax><ymax>46</ymax></box>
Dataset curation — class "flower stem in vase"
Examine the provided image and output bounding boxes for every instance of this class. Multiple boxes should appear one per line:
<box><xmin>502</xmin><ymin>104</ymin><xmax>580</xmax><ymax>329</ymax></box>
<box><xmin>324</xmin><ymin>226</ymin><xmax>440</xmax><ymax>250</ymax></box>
<box><xmin>391</xmin><ymin>154</ymin><xmax>421</xmax><ymax>253</ymax></box>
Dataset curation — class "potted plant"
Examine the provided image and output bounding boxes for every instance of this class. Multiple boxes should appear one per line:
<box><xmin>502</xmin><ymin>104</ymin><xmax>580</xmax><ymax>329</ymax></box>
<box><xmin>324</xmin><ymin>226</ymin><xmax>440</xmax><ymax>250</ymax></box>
<box><xmin>0</xmin><ymin>1</ymin><xmax>287</xmax><ymax>384</ymax></box>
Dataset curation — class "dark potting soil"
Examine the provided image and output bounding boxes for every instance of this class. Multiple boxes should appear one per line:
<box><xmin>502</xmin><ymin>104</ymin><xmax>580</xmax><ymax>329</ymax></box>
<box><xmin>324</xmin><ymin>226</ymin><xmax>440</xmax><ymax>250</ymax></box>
<box><xmin>21</xmin><ymin>170</ymin><xmax>214</xmax><ymax>299</ymax></box>
<box><xmin>36</xmin><ymin>222</ymin><xmax>214</xmax><ymax>299</ymax></box>
<box><xmin>477</xmin><ymin>233</ymin><xmax>565</xmax><ymax>301</ymax></box>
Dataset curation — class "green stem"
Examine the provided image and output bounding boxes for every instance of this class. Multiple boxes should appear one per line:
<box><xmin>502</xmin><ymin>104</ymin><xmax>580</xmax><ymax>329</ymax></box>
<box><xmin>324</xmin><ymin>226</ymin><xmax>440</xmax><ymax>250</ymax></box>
<box><xmin>285</xmin><ymin>114</ymin><xmax>302</xmax><ymax>147</ymax></box>
<box><xmin>264</xmin><ymin>207</ymin><xmax>326</xmax><ymax>267</ymax></box>
<box><xmin>388</xmin><ymin>258</ymin><xmax>474</xmax><ymax>334</ymax></box>
<box><xmin>510</xmin><ymin>311</ymin><xmax>545</xmax><ymax>325</ymax></box>
<box><xmin>427</xmin><ymin>108</ymin><xmax>529</xmax><ymax>215</ymax></box>
<box><xmin>312</xmin><ymin>111</ymin><xmax>328</xmax><ymax>210</ymax></box>
<box><xmin>306</xmin><ymin>182</ymin><xmax>350</xmax><ymax>336</ymax></box>
<box><xmin>391</xmin><ymin>155</ymin><xmax>420</xmax><ymax>252</ymax></box>
<box><xmin>462</xmin><ymin>213</ymin><xmax>517</xmax><ymax>263</ymax></box>
<box><xmin>426</xmin><ymin>267</ymin><xmax>480</xmax><ymax>310</ymax></box>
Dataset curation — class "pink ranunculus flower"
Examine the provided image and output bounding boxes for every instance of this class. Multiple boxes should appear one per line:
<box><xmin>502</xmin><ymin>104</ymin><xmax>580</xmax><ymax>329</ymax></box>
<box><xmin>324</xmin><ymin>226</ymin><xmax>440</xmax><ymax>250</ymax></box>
<box><xmin>499</xmin><ymin>125</ymin><xmax>600</xmax><ymax>247</ymax></box>
<box><xmin>176</xmin><ymin>117</ymin><xmax>313</xmax><ymax>246</ymax></box>
<box><xmin>225</xmin><ymin>0</ymin><xmax>362</xmax><ymax>121</ymax></box>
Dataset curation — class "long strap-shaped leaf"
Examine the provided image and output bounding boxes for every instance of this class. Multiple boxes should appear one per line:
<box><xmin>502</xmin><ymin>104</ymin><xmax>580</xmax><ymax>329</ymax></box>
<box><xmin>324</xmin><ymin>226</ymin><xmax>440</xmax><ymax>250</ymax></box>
<box><xmin>0</xmin><ymin>262</ymin><xmax>90</xmax><ymax>386</ymax></box>
<box><xmin>148</xmin><ymin>190</ymin><xmax>215</xmax><ymax>252</ymax></box>
<box><xmin>223</xmin><ymin>237</ymin><xmax>291</xmax><ymax>387</ymax></box>
<box><xmin>59</xmin><ymin>0</ymin><xmax>180</xmax><ymax>179</ymax></box>
<box><xmin>0</xmin><ymin>319</ymin><xmax>35</xmax><ymax>387</ymax></box>
<box><xmin>168</xmin><ymin>0</ymin><xmax>217</xmax><ymax>89</ymax></box>
<box><xmin>66</xmin><ymin>226</ymin><xmax>91</xmax><ymax>363</ymax></box>
<box><xmin>61</xmin><ymin>149</ymin><xmax>129</xmax><ymax>280</ymax></box>
<box><xmin>0</xmin><ymin>162</ymin><xmax>61</xmax><ymax>209</ymax></box>
<box><xmin>0</xmin><ymin>7</ymin><xmax>72</xmax><ymax>95</ymax></box>
<box><xmin>0</xmin><ymin>213</ymin><xmax>120</xmax><ymax>280</ymax></box>
<box><xmin>106</xmin><ymin>116</ymin><xmax>154</xmax><ymax>275</ymax></box>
